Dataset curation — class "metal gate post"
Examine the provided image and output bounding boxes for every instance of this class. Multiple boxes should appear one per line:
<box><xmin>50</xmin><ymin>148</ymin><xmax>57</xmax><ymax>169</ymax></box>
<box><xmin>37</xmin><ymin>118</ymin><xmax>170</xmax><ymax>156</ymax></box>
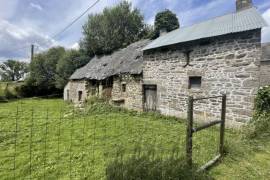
<box><xmin>219</xmin><ymin>94</ymin><xmax>226</xmax><ymax>156</ymax></box>
<box><xmin>186</xmin><ymin>96</ymin><xmax>194</xmax><ymax>167</ymax></box>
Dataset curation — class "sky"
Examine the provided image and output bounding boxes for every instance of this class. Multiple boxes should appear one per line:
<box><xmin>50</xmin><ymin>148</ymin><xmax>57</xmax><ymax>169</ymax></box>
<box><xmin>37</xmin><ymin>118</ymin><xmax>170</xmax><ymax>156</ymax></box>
<box><xmin>0</xmin><ymin>0</ymin><xmax>269</xmax><ymax>62</ymax></box>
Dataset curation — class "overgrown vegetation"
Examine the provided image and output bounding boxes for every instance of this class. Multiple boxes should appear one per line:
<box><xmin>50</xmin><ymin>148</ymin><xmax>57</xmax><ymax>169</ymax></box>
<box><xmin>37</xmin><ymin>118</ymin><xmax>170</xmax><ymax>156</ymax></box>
<box><xmin>106</xmin><ymin>154</ymin><xmax>210</xmax><ymax>180</ymax></box>
<box><xmin>244</xmin><ymin>86</ymin><xmax>270</xmax><ymax>139</ymax></box>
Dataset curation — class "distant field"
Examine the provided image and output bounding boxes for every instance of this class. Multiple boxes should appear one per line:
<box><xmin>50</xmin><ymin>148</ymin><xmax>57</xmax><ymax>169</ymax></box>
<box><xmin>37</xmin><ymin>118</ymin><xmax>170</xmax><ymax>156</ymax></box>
<box><xmin>0</xmin><ymin>98</ymin><xmax>269</xmax><ymax>179</ymax></box>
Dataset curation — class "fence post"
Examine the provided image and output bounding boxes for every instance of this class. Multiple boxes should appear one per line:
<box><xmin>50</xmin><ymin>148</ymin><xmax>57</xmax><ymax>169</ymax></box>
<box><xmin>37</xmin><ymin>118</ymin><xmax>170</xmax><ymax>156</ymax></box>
<box><xmin>186</xmin><ymin>96</ymin><xmax>193</xmax><ymax>167</ymax></box>
<box><xmin>219</xmin><ymin>94</ymin><xmax>226</xmax><ymax>156</ymax></box>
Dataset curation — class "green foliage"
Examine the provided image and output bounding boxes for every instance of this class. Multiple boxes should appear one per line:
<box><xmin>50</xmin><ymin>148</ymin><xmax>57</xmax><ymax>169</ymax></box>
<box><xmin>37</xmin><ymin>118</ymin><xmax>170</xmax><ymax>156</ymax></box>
<box><xmin>0</xmin><ymin>82</ymin><xmax>23</xmax><ymax>100</ymax></box>
<box><xmin>28</xmin><ymin>47</ymin><xmax>65</xmax><ymax>91</ymax></box>
<box><xmin>244</xmin><ymin>86</ymin><xmax>270</xmax><ymax>139</ymax></box>
<box><xmin>55</xmin><ymin>50</ymin><xmax>89</xmax><ymax>89</ymax></box>
<box><xmin>81</xmin><ymin>1</ymin><xmax>149</xmax><ymax>55</ymax></box>
<box><xmin>0</xmin><ymin>60</ymin><xmax>29</xmax><ymax>81</ymax></box>
<box><xmin>255</xmin><ymin>86</ymin><xmax>270</xmax><ymax>113</ymax></box>
<box><xmin>106</xmin><ymin>153</ymin><xmax>210</xmax><ymax>180</ymax></box>
<box><xmin>24</xmin><ymin>47</ymin><xmax>90</xmax><ymax>97</ymax></box>
<box><xmin>152</xmin><ymin>9</ymin><xmax>179</xmax><ymax>39</ymax></box>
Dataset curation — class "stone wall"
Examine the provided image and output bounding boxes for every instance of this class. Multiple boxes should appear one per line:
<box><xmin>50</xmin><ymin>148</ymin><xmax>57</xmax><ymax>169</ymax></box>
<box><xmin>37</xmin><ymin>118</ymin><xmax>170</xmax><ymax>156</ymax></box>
<box><xmin>111</xmin><ymin>75</ymin><xmax>143</xmax><ymax>111</ymax></box>
<box><xmin>260</xmin><ymin>61</ymin><xmax>270</xmax><ymax>86</ymax></box>
<box><xmin>64</xmin><ymin>80</ymin><xmax>89</xmax><ymax>104</ymax></box>
<box><xmin>143</xmin><ymin>29</ymin><xmax>262</xmax><ymax>127</ymax></box>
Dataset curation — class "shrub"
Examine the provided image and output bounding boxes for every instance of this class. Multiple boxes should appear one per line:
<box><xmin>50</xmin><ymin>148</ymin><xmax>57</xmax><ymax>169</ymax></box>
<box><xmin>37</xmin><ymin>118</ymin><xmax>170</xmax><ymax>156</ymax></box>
<box><xmin>244</xmin><ymin>86</ymin><xmax>270</xmax><ymax>139</ymax></box>
<box><xmin>254</xmin><ymin>86</ymin><xmax>270</xmax><ymax>113</ymax></box>
<box><xmin>0</xmin><ymin>82</ymin><xmax>22</xmax><ymax>100</ymax></box>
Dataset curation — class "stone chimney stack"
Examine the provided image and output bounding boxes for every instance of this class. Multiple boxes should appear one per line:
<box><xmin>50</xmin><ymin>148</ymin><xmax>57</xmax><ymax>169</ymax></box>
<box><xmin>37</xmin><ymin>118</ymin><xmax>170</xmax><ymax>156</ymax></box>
<box><xmin>236</xmin><ymin>0</ymin><xmax>253</xmax><ymax>12</ymax></box>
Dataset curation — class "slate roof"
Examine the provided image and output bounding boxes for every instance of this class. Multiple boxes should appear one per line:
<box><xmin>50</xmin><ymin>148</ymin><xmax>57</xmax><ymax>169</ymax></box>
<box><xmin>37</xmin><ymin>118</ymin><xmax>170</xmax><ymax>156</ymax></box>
<box><xmin>70</xmin><ymin>39</ymin><xmax>151</xmax><ymax>80</ymax></box>
<box><xmin>262</xmin><ymin>43</ymin><xmax>270</xmax><ymax>61</ymax></box>
<box><xmin>143</xmin><ymin>7</ymin><xmax>267</xmax><ymax>51</ymax></box>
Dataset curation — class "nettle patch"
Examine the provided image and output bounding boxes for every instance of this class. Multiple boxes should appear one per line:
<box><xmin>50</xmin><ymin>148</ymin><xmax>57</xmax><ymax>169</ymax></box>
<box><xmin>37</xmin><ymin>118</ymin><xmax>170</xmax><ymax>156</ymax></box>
<box><xmin>245</xmin><ymin>86</ymin><xmax>270</xmax><ymax>139</ymax></box>
<box><xmin>255</xmin><ymin>86</ymin><xmax>270</xmax><ymax>114</ymax></box>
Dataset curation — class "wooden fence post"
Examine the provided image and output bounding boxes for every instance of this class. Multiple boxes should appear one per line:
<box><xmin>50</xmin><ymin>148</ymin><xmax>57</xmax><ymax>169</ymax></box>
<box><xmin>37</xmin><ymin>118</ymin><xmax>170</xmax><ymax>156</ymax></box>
<box><xmin>219</xmin><ymin>94</ymin><xmax>226</xmax><ymax>156</ymax></box>
<box><xmin>186</xmin><ymin>96</ymin><xmax>193</xmax><ymax>167</ymax></box>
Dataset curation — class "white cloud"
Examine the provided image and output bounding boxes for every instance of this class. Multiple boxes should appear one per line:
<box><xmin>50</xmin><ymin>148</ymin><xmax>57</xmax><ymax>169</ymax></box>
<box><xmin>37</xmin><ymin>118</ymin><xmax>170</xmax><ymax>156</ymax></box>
<box><xmin>30</xmin><ymin>2</ymin><xmax>43</xmax><ymax>11</ymax></box>
<box><xmin>0</xmin><ymin>19</ymin><xmax>56</xmax><ymax>61</ymax></box>
<box><xmin>70</xmin><ymin>42</ymin><xmax>79</xmax><ymax>50</ymax></box>
<box><xmin>262</xmin><ymin>8</ymin><xmax>270</xmax><ymax>43</ymax></box>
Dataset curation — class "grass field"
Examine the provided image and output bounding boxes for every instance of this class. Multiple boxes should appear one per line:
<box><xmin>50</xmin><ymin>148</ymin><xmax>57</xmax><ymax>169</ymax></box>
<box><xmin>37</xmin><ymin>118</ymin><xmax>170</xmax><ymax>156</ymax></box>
<box><xmin>0</xmin><ymin>98</ymin><xmax>269</xmax><ymax>179</ymax></box>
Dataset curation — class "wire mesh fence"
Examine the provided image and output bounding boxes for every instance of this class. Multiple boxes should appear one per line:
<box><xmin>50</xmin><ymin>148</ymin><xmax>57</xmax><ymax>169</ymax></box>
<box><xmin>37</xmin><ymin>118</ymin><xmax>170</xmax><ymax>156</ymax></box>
<box><xmin>0</xmin><ymin>97</ymin><xmax>225</xmax><ymax>179</ymax></box>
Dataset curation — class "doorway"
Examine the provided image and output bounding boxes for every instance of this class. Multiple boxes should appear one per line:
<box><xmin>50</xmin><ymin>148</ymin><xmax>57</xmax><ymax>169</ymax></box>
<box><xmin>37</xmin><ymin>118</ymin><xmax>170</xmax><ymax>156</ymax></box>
<box><xmin>143</xmin><ymin>85</ymin><xmax>157</xmax><ymax>112</ymax></box>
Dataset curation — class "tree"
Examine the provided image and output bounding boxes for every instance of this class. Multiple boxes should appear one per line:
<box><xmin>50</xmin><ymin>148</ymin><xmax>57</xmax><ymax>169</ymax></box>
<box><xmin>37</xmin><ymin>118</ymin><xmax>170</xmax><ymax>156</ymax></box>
<box><xmin>152</xmin><ymin>9</ymin><xmax>179</xmax><ymax>39</ymax></box>
<box><xmin>55</xmin><ymin>50</ymin><xmax>89</xmax><ymax>89</ymax></box>
<box><xmin>27</xmin><ymin>47</ymin><xmax>65</xmax><ymax>94</ymax></box>
<box><xmin>81</xmin><ymin>1</ymin><xmax>149</xmax><ymax>55</ymax></box>
<box><xmin>0</xmin><ymin>60</ymin><xmax>29</xmax><ymax>81</ymax></box>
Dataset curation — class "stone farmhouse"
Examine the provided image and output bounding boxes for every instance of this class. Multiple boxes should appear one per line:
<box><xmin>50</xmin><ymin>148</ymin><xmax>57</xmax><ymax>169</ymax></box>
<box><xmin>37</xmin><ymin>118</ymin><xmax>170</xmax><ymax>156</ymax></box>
<box><xmin>65</xmin><ymin>0</ymin><xmax>268</xmax><ymax>126</ymax></box>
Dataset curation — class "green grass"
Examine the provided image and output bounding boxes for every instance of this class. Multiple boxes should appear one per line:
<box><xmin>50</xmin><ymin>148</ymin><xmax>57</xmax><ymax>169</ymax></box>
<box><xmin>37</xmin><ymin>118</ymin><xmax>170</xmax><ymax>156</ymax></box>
<box><xmin>0</xmin><ymin>98</ymin><xmax>269</xmax><ymax>179</ymax></box>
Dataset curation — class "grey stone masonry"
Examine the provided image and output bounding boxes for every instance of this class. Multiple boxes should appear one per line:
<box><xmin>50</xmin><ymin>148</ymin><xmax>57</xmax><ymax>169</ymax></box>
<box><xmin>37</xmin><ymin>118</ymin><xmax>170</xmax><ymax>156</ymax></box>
<box><xmin>260</xmin><ymin>61</ymin><xmax>270</xmax><ymax>86</ymax></box>
<box><xmin>64</xmin><ymin>80</ymin><xmax>90</xmax><ymax>104</ymax></box>
<box><xmin>112</xmin><ymin>75</ymin><xmax>143</xmax><ymax>111</ymax></box>
<box><xmin>260</xmin><ymin>43</ymin><xmax>270</xmax><ymax>86</ymax></box>
<box><xmin>143</xmin><ymin>29</ymin><xmax>262</xmax><ymax>127</ymax></box>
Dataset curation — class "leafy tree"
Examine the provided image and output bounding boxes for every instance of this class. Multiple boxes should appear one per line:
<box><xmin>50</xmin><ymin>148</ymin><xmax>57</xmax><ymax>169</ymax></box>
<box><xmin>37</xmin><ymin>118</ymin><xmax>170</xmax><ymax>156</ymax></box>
<box><xmin>0</xmin><ymin>60</ymin><xmax>29</xmax><ymax>81</ymax></box>
<box><xmin>152</xmin><ymin>9</ymin><xmax>179</xmax><ymax>39</ymax></box>
<box><xmin>55</xmin><ymin>50</ymin><xmax>89</xmax><ymax>89</ymax></box>
<box><xmin>27</xmin><ymin>47</ymin><xmax>65</xmax><ymax>94</ymax></box>
<box><xmin>81</xmin><ymin>1</ymin><xmax>149</xmax><ymax>55</ymax></box>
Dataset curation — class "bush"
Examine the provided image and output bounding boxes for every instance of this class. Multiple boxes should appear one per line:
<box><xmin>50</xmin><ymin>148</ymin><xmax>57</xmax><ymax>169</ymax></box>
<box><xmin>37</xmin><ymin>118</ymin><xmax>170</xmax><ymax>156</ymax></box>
<box><xmin>16</xmin><ymin>82</ymin><xmax>62</xmax><ymax>98</ymax></box>
<box><xmin>0</xmin><ymin>82</ymin><xmax>22</xmax><ymax>100</ymax></box>
<box><xmin>244</xmin><ymin>86</ymin><xmax>270</xmax><ymax>139</ymax></box>
<box><xmin>254</xmin><ymin>86</ymin><xmax>270</xmax><ymax>113</ymax></box>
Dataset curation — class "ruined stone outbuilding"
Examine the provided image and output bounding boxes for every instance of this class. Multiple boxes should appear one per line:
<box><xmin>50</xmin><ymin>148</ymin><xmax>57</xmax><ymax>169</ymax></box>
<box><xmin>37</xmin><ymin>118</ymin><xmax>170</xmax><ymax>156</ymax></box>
<box><xmin>64</xmin><ymin>39</ymin><xmax>150</xmax><ymax>110</ymax></box>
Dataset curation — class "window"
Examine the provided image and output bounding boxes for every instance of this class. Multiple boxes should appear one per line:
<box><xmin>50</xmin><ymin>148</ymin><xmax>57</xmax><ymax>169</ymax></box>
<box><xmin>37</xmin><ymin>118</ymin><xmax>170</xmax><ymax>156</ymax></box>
<box><xmin>78</xmin><ymin>91</ymin><xmax>83</xmax><ymax>101</ymax></box>
<box><xmin>189</xmin><ymin>76</ymin><xmax>202</xmax><ymax>89</ymax></box>
<box><xmin>183</xmin><ymin>50</ymin><xmax>192</xmax><ymax>67</ymax></box>
<box><xmin>122</xmin><ymin>83</ymin><xmax>126</xmax><ymax>93</ymax></box>
<box><xmin>66</xmin><ymin>90</ymin><xmax>69</xmax><ymax>100</ymax></box>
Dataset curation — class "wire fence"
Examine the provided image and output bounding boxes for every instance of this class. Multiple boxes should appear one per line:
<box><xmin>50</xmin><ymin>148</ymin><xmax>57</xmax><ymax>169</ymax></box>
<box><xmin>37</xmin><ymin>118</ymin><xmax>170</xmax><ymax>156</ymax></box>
<box><xmin>0</xmin><ymin>97</ymin><xmax>224</xmax><ymax>179</ymax></box>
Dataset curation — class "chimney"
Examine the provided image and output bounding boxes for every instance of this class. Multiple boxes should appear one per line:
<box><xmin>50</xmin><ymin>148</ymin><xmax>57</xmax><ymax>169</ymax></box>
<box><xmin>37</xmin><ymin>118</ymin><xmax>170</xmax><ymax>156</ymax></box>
<box><xmin>236</xmin><ymin>0</ymin><xmax>253</xmax><ymax>12</ymax></box>
<box><xmin>159</xmin><ymin>28</ymin><xmax>168</xmax><ymax>36</ymax></box>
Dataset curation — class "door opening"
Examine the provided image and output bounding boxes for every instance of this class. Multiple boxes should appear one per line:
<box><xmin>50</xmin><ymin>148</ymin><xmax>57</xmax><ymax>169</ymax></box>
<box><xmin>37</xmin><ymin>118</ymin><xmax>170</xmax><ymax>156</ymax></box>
<box><xmin>143</xmin><ymin>85</ymin><xmax>157</xmax><ymax>112</ymax></box>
